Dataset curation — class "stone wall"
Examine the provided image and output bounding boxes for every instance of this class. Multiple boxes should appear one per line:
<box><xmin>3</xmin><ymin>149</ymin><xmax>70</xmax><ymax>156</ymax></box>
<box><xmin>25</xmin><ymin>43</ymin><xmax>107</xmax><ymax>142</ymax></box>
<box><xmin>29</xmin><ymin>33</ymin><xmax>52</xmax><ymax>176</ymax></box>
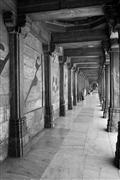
<box><xmin>0</xmin><ymin>14</ymin><xmax>10</xmax><ymax>161</ymax></box>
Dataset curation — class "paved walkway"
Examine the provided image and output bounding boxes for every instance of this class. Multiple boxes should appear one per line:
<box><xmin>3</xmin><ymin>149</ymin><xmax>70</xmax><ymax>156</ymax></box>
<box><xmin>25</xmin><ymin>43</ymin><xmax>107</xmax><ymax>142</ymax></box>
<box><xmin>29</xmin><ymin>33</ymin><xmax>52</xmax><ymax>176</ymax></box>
<box><xmin>0</xmin><ymin>93</ymin><xmax>120</xmax><ymax>180</ymax></box>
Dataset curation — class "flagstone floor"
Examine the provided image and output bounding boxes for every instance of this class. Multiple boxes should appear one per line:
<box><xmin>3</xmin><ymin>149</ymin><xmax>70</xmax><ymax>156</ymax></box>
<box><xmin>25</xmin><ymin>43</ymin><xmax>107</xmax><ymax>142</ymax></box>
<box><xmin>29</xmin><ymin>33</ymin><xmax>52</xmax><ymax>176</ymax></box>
<box><xmin>0</xmin><ymin>93</ymin><xmax>120</xmax><ymax>180</ymax></box>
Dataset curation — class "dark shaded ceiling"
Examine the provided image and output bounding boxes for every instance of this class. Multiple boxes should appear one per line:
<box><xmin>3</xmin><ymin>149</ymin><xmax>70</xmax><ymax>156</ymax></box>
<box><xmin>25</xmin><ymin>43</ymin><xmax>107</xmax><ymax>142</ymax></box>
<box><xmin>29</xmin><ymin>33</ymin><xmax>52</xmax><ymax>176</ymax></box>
<box><xmin>18</xmin><ymin>0</ymin><xmax>117</xmax><ymax>83</ymax></box>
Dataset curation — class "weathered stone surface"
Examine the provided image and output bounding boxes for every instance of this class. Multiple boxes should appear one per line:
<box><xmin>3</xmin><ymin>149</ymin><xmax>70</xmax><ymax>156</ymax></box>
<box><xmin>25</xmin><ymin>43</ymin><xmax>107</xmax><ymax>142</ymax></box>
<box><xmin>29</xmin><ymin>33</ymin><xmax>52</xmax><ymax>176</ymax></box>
<box><xmin>51</xmin><ymin>53</ymin><xmax>60</xmax><ymax>119</ymax></box>
<box><xmin>23</xmin><ymin>32</ymin><xmax>44</xmax><ymax>113</ymax></box>
<box><xmin>115</xmin><ymin>121</ymin><xmax>120</xmax><ymax>168</ymax></box>
<box><xmin>107</xmin><ymin>41</ymin><xmax>120</xmax><ymax>132</ymax></box>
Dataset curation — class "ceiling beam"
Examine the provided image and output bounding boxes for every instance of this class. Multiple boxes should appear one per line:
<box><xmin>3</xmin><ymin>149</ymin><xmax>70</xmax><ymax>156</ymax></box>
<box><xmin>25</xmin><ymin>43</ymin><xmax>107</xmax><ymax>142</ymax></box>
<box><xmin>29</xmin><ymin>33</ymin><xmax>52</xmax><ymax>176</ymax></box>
<box><xmin>64</xmin><ymin>48</ymin><xmax>103</xmax><ymax>57</ymax></box>
<box><xmin>83</xmin><ymin>73</ymin><xmax>98</xmax><ymax>75</ymax></box>
<box><xmin>77</xmin><ymin>64</ymin><xmax>99</xmax><ymax>67</ymax></box>
<box><xmin>29</xmin><ymin>6</ymin><xmax>103</xmax><ymax>21</ymax></box>
<box><xmin>71</xmin><ymin>57</ymin><xmax>100</xmax><ymax>64</ymax></box>
<box><xmin>74</xmin><ymin>62</ymin><xmax>99</xmax><ymax>66</ymax></box>
<box><xmin>52</xmin><ymin>29</ymin><xmax>107</xmax><ymax>44</ymax></box>
<box><xmin>78</xmin><ymin>67</ymin><xmax>99</xmax><ymax>69</ymax></box>
<box><xmin>66</xmin><ymin>17</ymin><xmax>106</xmax><ymax>31</ymax></box>
<box><xmin>82</xmin><ymin>70</ymin><xmax>98</xmax><ymax>73</ymax></box>
<box><xmin>18</xmin><ymin>0</ymin><xmax>113</xmax><ymax>14</ymax></box>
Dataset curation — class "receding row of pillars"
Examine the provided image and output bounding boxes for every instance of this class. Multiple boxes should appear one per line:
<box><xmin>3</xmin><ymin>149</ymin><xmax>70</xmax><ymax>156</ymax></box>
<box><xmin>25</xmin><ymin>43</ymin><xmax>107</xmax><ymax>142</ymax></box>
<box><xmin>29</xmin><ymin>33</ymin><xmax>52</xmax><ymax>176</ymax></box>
<box><xmin>44</xmin><ymin>49</ymin><xmax>89</xmax><ymax>126</ymax></box>
<box><xmin>98</xmin><ymin>32</ymin><xmax>120</xmax><ymax>168</ymax></box>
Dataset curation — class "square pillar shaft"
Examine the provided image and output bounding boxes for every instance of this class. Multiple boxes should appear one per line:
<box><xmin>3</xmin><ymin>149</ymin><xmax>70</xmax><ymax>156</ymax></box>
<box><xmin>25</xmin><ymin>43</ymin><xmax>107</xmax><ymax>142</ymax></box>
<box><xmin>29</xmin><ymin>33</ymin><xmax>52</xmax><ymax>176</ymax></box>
<box><xmin>107</xmin><ymin>39</ymin><xmax>120</xmax><ymax>132</ymax></box>
<box><xmin>103</xmin><ymin>64</ymin><xmax>110</xmax><ymax>118</ymax></box>
<box><xmin>73</xmin><ymin>68</ymin><xmax>77</xmax><ymax>106</ymax></box>
<box><xmin>43</xmin><ymin>45</ymin><xmax>54</xmax><ymax>128</ymax></box>
<box><xmin>115</xmin><ymin>31</ymin><xmax>120</xmax><ymax>168</ymax></box>
<box><xmin>68</xmin><ymin>65</ymin><xmax>73</xmax><ymax>110</ymax></box>
<box><xmin>8</xmin><ymin>31</ymin><xmax>27</xmax><ymax>157</ymax></box>
<box><xmin>59</xmin><ymin>56</ymin><xmax>66</xmax><ymax>116</ymax></box>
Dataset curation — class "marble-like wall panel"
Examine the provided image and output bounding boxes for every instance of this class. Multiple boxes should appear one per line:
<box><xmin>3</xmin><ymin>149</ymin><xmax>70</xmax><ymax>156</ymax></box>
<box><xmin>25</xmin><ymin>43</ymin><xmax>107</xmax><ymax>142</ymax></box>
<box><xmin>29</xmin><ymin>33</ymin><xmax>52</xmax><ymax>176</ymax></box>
<box><xmin>51</xmin><ymin>54</ymin><xmax>60</xmax><ymax>119</ymax></box>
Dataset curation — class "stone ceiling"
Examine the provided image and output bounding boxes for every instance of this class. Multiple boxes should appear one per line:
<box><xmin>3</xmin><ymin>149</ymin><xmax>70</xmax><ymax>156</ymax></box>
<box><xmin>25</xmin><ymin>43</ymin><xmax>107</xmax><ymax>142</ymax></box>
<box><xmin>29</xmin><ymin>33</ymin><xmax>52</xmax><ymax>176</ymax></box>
<box><xmin>18</xmin><ymin>0</ymin><xmax>118</xmax><ymax>82</ymax></box>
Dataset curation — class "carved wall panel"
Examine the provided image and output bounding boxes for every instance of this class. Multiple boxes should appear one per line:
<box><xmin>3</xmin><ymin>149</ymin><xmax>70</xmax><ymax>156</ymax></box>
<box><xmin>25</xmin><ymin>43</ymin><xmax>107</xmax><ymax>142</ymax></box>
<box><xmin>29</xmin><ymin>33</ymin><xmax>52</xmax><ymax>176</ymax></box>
<box><xmin>51</xmin><ymin>53</ymin><xmax>60</xmax><ymax>119</ymax></box>
<box><xmin>23</xmin><ymin>32</ymin><xmax>44</xmax><ymax>138</ymax></box>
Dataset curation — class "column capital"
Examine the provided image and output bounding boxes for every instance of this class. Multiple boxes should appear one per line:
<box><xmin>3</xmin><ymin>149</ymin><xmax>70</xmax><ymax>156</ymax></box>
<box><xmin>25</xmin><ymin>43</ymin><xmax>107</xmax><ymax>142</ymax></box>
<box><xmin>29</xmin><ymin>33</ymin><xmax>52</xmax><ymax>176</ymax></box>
<box><xmin>72</xmin><ymin>65</ymin><xmax>77</xmax><ymax>72</ymax></box>
<box><xmin>3</xmin><ymin>11</ymin><xmax>16</xmax><ymax>32</ymax></box>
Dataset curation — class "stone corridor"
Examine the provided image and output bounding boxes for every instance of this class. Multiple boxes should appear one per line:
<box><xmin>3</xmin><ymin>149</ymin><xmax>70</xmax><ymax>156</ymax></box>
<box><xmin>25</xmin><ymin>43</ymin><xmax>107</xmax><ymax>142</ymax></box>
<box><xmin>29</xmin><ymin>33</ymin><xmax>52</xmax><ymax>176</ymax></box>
<box><xmin>0</xmin><ymin>92</ymin><xmax>120</xmax><ymax>180</ymax></box>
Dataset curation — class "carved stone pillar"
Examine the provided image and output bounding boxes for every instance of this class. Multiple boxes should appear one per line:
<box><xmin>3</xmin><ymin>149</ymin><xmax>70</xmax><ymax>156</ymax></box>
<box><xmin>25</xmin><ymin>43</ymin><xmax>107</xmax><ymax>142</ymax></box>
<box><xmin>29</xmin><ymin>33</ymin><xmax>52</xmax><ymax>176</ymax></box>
<box><xmin>79</xmin><ymin>72</ymin><xmax>85</xmax><ymax>101</ymax></box>
<box><xmin>98</xmin><ymin>75</ymin><xmax>102</xmax><ymax>104</ymax></box>
<box><xmin>101</xmin><ymin>66</ymin><xmax>105</xmax><ymax>111</ymax></box>
<box><xmin>59</xmin><ymin>56</ymin><xmax>66</xmax><ymax>116</ymax></box>
<box><xmin>43</xmin><ymin>44</ymin><xmax>54</xmax><ymax>128</ymax></box>
<box><xmin>73</xmin><ymin>66</ymin><xmax>77</xmax><ymax>106</ymax></box>
<box><xmin>108</xmin><ymin>64</ymin><xmax>110</xmax><ymax>108</ymax></box>
<box><xmin>115</xmin><ymin>30</ymin><xmax>120</xmax><ymax>168</ymax></box>
<box><xmin>67</xmin><ymin>60</ymin><xmax>73</xmax><ymax>110</ymax></box>
<box><xmin>77</xmin><ymin>69</ymin><xmax>80</xmax><ymax>102</ymax></box>
<box><xmin>103</xmin><ymin>64</ymin><xmax>110</xmax><ymax>118</ymax></box>
<box><xmin>3</xmin><ymin>12</ymin><xmax>28</xmax><ymax>157</ymax></box>
<box><xmin>107</xmin><ymin>36</ymin><xmax>120</xmax><ymax>132</ymax></box>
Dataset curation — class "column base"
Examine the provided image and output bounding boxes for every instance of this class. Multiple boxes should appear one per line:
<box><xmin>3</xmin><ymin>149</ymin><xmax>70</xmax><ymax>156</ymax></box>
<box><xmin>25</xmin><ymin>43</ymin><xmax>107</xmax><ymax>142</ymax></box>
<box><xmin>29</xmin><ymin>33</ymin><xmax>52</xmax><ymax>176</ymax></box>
<box><xmin>115</xmin><ymin>122</ymin><xmax>120</xmax><ymax>169</ymax></box>
<box><xmin>60</xmin><ymin>101</ymin><xmax>66</xmax><ymax>116</ymax></box>
<box><xmin>44</xmin><ymin>105</ymin><xmax>54</xmax><ymax>128</ymax></box>
<box><xmin>107</xmin><ymin>108</ymin><xmax>120</xmax><ymax>132</ymax></box>
<box><xmin>8</xmin><ymin>116</ymin><xmax>28</xmax><ymax>157</ymax></box>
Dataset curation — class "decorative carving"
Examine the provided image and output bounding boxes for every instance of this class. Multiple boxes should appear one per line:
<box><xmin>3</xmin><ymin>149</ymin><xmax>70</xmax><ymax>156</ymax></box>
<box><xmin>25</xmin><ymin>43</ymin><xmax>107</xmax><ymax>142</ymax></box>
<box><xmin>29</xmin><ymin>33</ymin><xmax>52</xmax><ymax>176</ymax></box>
<box><xmin>24</xmin><ymin>56</ymin><xmax>42</xmax><ymax>104</ymax></box>
<box><xmin>3</xmin><ymin>11</ymin><xmax>16</xmax><ymax>32</ymax></box>
<box><xmin>3</xmin><ymin>11</ymin><xmax>29</xmax><ymax>35</ymax></box>
<box><xmin>104</xmin><ymin>3</ymin><xmax>120</xmax><ymax>32</ymax></box>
